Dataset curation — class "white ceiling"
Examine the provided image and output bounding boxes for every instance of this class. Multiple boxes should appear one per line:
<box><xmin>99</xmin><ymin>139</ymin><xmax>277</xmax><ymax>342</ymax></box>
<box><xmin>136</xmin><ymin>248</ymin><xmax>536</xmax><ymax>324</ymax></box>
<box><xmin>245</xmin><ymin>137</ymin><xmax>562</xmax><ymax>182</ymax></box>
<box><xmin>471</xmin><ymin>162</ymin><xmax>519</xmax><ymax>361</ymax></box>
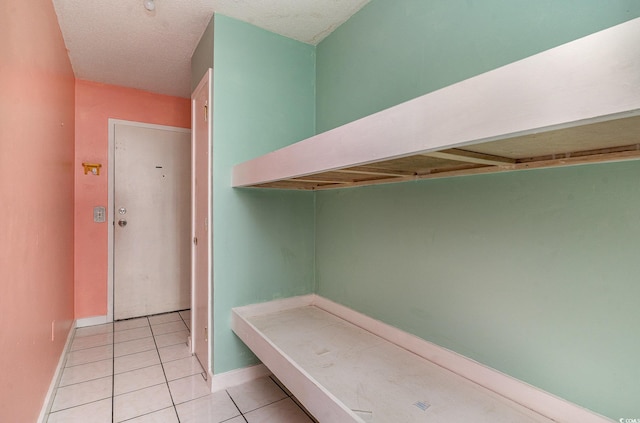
<box><xmin>52</xmin><ymin>0</ymin><xmax>369</xmax><ymax>98</ymax></box>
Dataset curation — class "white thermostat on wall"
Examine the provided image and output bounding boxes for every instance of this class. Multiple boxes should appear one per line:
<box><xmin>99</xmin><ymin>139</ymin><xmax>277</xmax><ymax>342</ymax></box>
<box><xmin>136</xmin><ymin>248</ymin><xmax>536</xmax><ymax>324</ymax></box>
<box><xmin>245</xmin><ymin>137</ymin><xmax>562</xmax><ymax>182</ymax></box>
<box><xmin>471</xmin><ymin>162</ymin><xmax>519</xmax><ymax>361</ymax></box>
<box><xmin>93</xmin><ymin>206</ymin><xmax>106</xmax><ymax>223</ymax></box>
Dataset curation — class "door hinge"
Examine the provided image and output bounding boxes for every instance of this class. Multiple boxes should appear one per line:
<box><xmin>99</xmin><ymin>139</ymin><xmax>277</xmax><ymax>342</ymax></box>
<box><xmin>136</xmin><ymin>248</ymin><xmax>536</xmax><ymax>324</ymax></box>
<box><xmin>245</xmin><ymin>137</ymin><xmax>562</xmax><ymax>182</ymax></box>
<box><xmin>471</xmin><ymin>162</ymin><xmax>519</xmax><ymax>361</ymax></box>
<box><xmin>204</xmin><ymin>327</ymin><xmax>208</xmax><ymax>342</ymax></box>
<box><xmin>193</xmin><ymin>236</ymin><xmax>198</xmax><ymax>246</ymax></box>
<box><xmin>204</xmin><ymin>102</ymin><xmax>208</xmax><ymax>122</ymax></box>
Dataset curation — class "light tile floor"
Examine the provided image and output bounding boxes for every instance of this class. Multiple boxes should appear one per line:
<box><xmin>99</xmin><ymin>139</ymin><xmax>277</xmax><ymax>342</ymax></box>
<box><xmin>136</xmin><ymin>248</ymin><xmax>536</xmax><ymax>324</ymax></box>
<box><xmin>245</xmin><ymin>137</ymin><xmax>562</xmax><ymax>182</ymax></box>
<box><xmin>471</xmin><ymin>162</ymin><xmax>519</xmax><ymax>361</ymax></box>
<box><xmin>46</xmin><ymin>310</ymin><xmax>315</xmax><ymax>423</ymax></box>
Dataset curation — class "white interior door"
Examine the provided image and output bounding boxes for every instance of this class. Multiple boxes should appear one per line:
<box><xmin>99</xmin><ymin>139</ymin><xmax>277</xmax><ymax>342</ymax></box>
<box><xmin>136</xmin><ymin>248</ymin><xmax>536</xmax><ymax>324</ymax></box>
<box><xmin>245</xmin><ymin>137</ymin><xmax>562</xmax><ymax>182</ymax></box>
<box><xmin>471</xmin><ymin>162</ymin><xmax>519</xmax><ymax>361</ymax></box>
<box><xmin>114</xmin><ymin>123</ymin><xmax>191</xmax><ymax>320</ymax></box>
<box><xmin>192</xmin><ymin>71</ymin><xmax>212</xmax><ymax>376</ymax></box>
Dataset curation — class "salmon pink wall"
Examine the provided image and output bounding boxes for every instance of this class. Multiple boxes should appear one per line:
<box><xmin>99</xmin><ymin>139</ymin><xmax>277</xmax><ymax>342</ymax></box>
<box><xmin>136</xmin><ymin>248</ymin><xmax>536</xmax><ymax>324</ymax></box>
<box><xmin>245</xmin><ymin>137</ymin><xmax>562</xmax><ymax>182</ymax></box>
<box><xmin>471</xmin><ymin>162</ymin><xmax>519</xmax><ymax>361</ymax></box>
<box><xmin>74</xmin><ymin>80</ymin><xmax>190</xmax><ymax>318</ymax></box>
<box><xmin>0</xmin><ymin>0</ymin><xmax>76</xmax><ymax>421</ymax></box>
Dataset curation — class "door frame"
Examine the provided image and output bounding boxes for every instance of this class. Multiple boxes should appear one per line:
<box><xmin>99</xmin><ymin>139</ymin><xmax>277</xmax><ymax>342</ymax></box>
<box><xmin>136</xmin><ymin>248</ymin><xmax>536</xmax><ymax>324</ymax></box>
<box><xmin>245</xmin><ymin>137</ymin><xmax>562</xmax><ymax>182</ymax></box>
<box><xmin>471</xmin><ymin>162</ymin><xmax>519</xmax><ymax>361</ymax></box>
<box><xmin>191</xmin><ymin>69</ymin><xmax>213</xmax><ymax>381</ymax></box>
<box><xmin>107</xmin><ymin>119</ymin><xmax>191</xmax><ymax>322</ymax></box>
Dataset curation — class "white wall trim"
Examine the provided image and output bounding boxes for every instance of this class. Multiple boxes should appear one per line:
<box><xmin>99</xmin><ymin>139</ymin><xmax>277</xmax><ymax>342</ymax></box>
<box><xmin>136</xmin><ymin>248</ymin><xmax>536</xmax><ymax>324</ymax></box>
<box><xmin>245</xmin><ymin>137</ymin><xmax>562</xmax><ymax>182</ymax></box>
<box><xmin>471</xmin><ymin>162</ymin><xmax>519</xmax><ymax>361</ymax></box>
<box><xmin>210</xmin><ymin>364</ymin><xmax>271</xmax><ymax>393</ymax></box>
<box><xmin>75</xmin><ymin>315</ymin><xmax>108</xmax><ymax>328</ymax></box>
<box><xmin>107</xmin><ymin>119</ymin><xmax>191</xmax><ymax>323</ymax></box>
<box><xmin>190</xmin><ymin>69</ymin><xmax>213</xmax><ymax>377</ymax></box>
<box><xmin>310</xmin><ymin>295</ymin><xmax>612</xmax><ymax>423</ymax></box>
<box><xmin>37</xmin><ymin>321</ymin><xmax>75</xmax><ymax>423</ymax></box>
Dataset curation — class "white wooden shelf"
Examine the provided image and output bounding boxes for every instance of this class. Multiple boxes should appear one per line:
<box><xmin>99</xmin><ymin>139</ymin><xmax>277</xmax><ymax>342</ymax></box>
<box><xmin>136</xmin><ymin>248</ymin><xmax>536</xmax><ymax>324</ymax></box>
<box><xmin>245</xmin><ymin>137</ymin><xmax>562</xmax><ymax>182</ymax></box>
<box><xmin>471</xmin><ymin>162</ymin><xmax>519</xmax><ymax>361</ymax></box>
<box><xmin>232</xmin><ymin>295</ymin><xmax>612</xmax><ymax>423</ymax></box>
<box><xmin>232</xmin><ymin>18</ymin><xmax>640</xmax><ymax>190</ymax></box>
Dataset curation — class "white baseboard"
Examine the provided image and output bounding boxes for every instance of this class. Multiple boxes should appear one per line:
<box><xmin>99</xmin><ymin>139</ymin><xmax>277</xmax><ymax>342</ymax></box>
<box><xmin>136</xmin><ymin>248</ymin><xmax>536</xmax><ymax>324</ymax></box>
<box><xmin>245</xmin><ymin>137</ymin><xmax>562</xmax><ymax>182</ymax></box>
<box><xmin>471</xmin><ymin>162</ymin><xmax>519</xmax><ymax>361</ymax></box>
<box><xmin>37</xmin><ymin>320</ymin><xmax>76</xmax><ymax>423</ymax></box>
<box><xmin>76</xmin><ymin>315</ymin><xmax>109</xmax><ymax>328</ymax></box>
<box><xmin>311</xmin><ymin>294</ymin><xmax>613</xmax><ymax>423</ymax></box>
<box><xmin>210</xmin><ymin>364</ymin><xmax>271</xmax><ymax>393</ymax></box>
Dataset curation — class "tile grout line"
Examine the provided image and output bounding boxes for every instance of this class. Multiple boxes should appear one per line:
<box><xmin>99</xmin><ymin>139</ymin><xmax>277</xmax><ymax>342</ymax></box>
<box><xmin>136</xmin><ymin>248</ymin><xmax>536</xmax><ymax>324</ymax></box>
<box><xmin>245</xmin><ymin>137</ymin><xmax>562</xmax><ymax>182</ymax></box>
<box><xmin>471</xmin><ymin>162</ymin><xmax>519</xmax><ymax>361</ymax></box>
<box><xmin>240</xmin><ymin>397</ymin><xmax>292</xmax><ymax>416</ymax></box>
<box><xmin>269</xmin><ymin>375</ymin><xmax>317</xmax><ymax>422</ymax></box>
<box><xmin>46</xmin><ymin>325</ymin><xmax>110</xmax><ymax>421</ymax></box>
<box><xmin>117</xmin><ymin>406</ymin><xmax>176</xmax><ymax>423</ymax></box>
<box><xmin>48</xmin><ymin>398</ymin><xmax>111</xmax><ymax>415</ymax></box>
<box><xmin>149</xmin><ymin>318</ymin><xmax>182</xmax><ymax>423</ymax></box>
<box><xmin>225</xmin><ymin>391</ymin><xmax>249</xmax><ymax>423</ymax></box>
<box><xmin>48</xmin><ymin>313</ymin><xmax>201</xmax><ymax>423</ymax></box>
<box><xmin>111</xmin><ymin>320</ymin><xmax>117</xmax><ymax>423</ymax></box>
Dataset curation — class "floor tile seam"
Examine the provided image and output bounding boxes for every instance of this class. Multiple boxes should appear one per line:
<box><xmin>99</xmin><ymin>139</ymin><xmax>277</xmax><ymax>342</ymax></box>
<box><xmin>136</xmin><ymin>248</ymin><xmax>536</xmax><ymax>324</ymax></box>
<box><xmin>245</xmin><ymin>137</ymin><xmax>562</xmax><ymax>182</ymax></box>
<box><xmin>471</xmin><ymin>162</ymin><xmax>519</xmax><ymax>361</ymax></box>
<box><xmin>149</xmin><ymin>319</ymin><xmax>183</xmax><ymax>327</ymax></box>
<box><xmin>154</xmin><ymin>332</ymin><xmax>189</xmax><ymax>338</ymax></box>
<box><xmin>148</xmin><ymin>320</ymin><xmax>181</xmax><ymax>414</ymax></box>
<box><xmin>165</xmin><ymin>368</ymin><xmax>207</xmax><ymax>384</ymax></box>
<box><xmin>71</xmin><ymin>332</ymin><xmax>114</xmax><ymax>341</ymax></box>
<box><xmin>50</xmin><ymin>390</ymin><xmax>113</xmax><ymax>414</ymax></box>
<box><xmin>113</xmin><ymin>336</ymin><xmax>155</xmax><ymax>348</ymax></box>
<box><xmin>66</xmin><ymin>358</ymin><xmax>113</xmax><ymax>368</ymax></box>
<box><xmin>113</xmin><ymin>318</ymin><xmax>149</xmax><ymax>421</ymax></box>
<box><xmin>168</xmin><ymin>372</ymin><xmax>209</xmax><ymax>406</ymax></box>
<box><xmin>62</xmin><ymin>345</ymin><xmax>113</xmax><ymax>369</ymax></box>
<box><xmin>269</xmin><ymin>375</ymin><xmax>292</xmax><ymax>397</ymax></box>
<box><xmin>115</xmin><ymin>338</ymin><xmax>155</xmax><ymax>347</ymax></box>
<box><xmin>158</xmin><ymin>353</ymin><xmax>194</xmax><ymax>365</ymax></box>
<box><xmin>69</xmin><ymin>342</ymin><xmax>113</xmax><ymax>352</ymax></box>
<box><xmin>289</xmin><ymin>396</ymin><xmax>318</xmax><ymax>422</ymax></box>
<box><xmin>220</xmin><ymin>415</ymin><xmax>247</xmax><ymax>423</ymax></box>
<box><xmin>113</xmin><ymin>380</ymin><xmax>168</xmax><ymax>398</ymax></box>
<box><xmin>114</xmin><ymin>362</ymin><xmax>164</xmax><ymax>377</ymax></box>
<box><xmin>114</xmin><ymin>361</ymin><xmax>162</xmax><ymax>375</ymax></box>
<box><xmin>114</xmin><ymin>346</ymin><xmax>159</xmax><ymax>360</ymax></box>
<box><xmin>164</xmin><ymin>371</ymin><xmax>204</xmax><ymax>383</ymax></box>
<box><xmin>178</xmin><ymin>313</ymin><xmax>188</xmax><ymax>329</ymax></box>
<box><xmin>151</xmin><ymin>320</ymin><xmax>186</xmax><ymax>327</ymax></box>
<box><xmin>157</xmin><ymin>341</ymin><xmax>190</xmax><ymax>350</ymax></box>
<box><xmin>225</xmin><ymin>390</ymin><xmax>249</xmax><ymax>423</ymax></box>
<box><xmin>148</xmin><ymin>309</ymin><xmax>189</xmax><ymax>318</ymax></box>
<box><xmin>61</xmin><ymin>356</ymin><xmax>114</xmax><ymax>369</ymax></box>
<box><xmin>71</xmin><ymin>332</ymin><xmax>114</xmax><ymax>340</ymax></box>
<box><xmin>117</xmin><ymin>406</ymin><xmax>176</xmax><ymax>423</ymax></box>
<box><xmin>113</xmin><ymin>322</ymin><xmax>126</xmax><ymax>422</ymax></box>
<box><xmin>154</xmin><ymin>341</ymin><xmax>186</xmax><ymax>348</ymax></box>
<box><xmin>114</xmin><ymin>332</ymin><xmax>154</xmax><ymax>343</ymax></box>
<box><xmin>58</xmin><ymin>372</ymin><xmax>115</xmax><ymax>389</ymax></box>
<box><xmin>238</xmin><ymin>396</ymin><xmax>291</xmax><ymax>415</ymax></box>
<box><xmin>49</xmin><ymin>331</ymin><xmax>104</xmax><ymax>419</ymax></box>
<box><xmin>154</xmin><ymin>337</ymin><xmax>189</xmax><ymax>350</ymax></box>
<box><xmin>114</xmin><ymin>321</ymin><xmax>151</xmax><ymax>328</ymax></box>
<box><xmin>47</xmin><ymin>397</ymin><xmax>112</xmax><ymax>415</ymax></box>
<box><xmin>55</xmin><ymin>374</ymin><xmax>113</xmax><ymax>389</ymax></box>
<box><xmin>68</xmin><ymin>340</ymin><xmax>113</xmax><ymax>354</ymax></box>
<box><xmin>113</xmin><ymin>347</ymin><xmax>157</xmax><ymax>359</ymax></box>
<box><xmin>154</xmin><ymin>328</ymin><xmax>189</xmax><ymax>335</ymax></box>
<box><xmin>113</xmin><ymin>327</ymin><xmax>150</xmax><ymax>334</ymax></box>
<box><xmin>151</xmin><ymin>328</ymin><xmax>188</xmax><ymax>337</ymax></box>
<box><xmin>113</xmin><ymin>327</ymin><xmax>151</xmax><ymax>335</ymax></box>
<box><xmin>113</xmin><ymin>324</ymin><xmax>151</xmax><ymax>331</ymax></box>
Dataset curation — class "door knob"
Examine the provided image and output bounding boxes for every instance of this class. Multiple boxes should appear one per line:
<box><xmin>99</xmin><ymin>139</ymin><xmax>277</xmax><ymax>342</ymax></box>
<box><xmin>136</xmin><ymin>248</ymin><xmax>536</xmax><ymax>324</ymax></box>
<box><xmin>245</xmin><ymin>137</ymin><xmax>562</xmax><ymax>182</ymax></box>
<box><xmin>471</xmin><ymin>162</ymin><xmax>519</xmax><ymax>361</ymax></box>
<box><xmin>118</xmin><ymin>219</ymin><xmax>127</xmax><ymax>227</ymax></box>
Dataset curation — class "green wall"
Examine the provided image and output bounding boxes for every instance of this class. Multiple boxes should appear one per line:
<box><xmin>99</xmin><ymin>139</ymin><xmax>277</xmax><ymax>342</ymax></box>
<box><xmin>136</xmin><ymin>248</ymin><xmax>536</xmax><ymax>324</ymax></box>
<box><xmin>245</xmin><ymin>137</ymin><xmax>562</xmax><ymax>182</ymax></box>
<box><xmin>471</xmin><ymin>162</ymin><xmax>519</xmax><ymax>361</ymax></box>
<box><xmin>316</xmin><ymin>163</ymin><xmax>640</xmax><ymax>418</ymax></box>
<box><xmin>191</xmin><ymin>3</ymin><xmax>640</xmax><ymax>418</ymax></box>
<box><xmin>315</xmin><ymin>1</ymin><xmax>640</xmax><ymax>419</ymax></box>
<box><xmin>317</xmin><ymin>0</ymin><xmax>640</xmax><ymax>132</ymax></box>
<box><xmin>211</xmin><ymin>14</ymin><xmax>316</xmax><ymax>372</ymax></box>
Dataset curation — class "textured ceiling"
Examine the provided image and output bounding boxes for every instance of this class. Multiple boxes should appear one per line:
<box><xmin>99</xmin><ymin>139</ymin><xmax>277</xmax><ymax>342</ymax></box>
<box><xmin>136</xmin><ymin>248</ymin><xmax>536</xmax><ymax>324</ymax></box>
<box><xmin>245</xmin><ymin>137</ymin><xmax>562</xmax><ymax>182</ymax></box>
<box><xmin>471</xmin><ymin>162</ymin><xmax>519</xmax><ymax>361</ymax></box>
<box><xmin>52</xmin><ymin>0</ymin><xmax>369</xmax><ymax>98</ymax></box>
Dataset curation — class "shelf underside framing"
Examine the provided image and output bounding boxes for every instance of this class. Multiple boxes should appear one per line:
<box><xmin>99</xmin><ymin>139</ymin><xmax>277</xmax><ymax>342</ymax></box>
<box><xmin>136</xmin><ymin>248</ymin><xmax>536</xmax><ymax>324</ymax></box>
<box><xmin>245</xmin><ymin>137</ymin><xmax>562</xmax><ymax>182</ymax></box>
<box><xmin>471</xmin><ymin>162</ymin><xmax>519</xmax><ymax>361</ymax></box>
<box><xmin>252</xmin><ymin>115</ymin><xmax>640</xmax><ymax>190</ymax></box>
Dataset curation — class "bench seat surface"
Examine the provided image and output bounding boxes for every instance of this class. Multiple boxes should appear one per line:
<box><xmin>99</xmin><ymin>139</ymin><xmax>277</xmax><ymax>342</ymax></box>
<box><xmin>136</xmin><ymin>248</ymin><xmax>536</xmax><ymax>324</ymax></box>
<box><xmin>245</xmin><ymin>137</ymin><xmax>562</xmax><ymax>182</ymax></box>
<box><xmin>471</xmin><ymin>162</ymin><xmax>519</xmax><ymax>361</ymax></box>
<box><xmin>245</xmin><ymin>305</ymin><xmax>555</xmax><ymax>423</ymax></box>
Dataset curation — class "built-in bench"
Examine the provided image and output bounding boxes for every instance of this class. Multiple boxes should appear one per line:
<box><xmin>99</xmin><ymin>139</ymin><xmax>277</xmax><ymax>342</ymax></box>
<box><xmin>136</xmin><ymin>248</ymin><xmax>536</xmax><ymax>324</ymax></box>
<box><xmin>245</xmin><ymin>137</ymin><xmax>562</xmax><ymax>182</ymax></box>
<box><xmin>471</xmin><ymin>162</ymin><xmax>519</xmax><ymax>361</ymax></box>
<box><xmin>232</xmin><ymin>295</ymin><xmax>611</xmax><ymax>423</ymax></box>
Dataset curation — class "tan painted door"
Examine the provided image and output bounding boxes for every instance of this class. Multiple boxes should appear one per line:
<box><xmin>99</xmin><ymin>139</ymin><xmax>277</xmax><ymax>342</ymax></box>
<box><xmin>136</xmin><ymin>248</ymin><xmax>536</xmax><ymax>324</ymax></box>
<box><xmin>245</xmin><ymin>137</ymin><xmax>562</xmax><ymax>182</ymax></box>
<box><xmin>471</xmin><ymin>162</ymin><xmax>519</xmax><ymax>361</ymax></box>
<box><xmin>114</xmin><ymin>123</ymin><xmax>191</xmax><ymax>320</ymax></box>
<box><xmin>192</xmin><ymin>71</ymin><xmax>211</xmax><ymax>375</ymax></box>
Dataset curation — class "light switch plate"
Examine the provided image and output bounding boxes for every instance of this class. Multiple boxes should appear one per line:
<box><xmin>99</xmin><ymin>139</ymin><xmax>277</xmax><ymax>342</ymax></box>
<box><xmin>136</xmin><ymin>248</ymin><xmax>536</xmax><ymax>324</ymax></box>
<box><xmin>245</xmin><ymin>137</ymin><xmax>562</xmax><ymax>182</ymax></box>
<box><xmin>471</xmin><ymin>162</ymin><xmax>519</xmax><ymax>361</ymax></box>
<box><xmin>94</xmin><ymin>206</ymin><xmax>106</xmax><ymax>223</ymax></box>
